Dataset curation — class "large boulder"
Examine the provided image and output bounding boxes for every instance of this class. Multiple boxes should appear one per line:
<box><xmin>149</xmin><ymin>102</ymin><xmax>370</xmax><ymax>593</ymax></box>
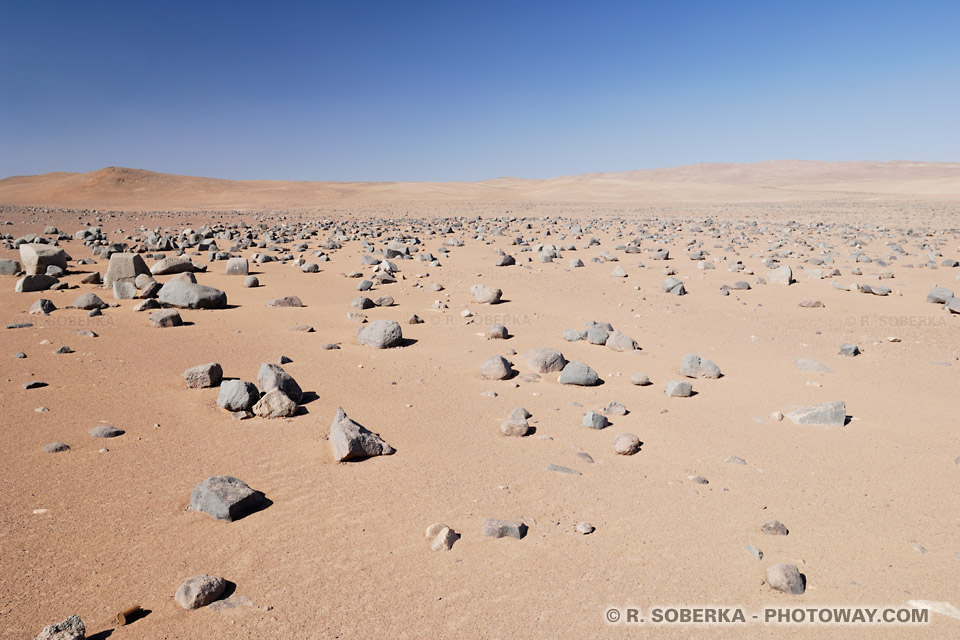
<box><xmin>224</xmin><ymin>257</ymin><xmax>249</xmax><ymax>275</ymax></box>
<box><xmin>189</xmin><ymin>476</ymin><xmax>265</xmax><ymax>521</ymax></box>
<box><xmin>15</xmin><ymin>274</ymin><xmax>58</xmax><ymax>292</ymax></box>
<box><xmin>329</xmin><ymin>407</ymin><xmax>395</xmax><ymax>461</ymax></box>
<box><xmin>20</xmin><ymin>244</ymin><xmax>68</xmax><ymax>276</ymax></box>
<box><xmin>104</xmin><ymin>252</ymin><xmax>150</xmax><ymax>287</ymax></box>
<box><xmin>158</xmin><ymin>280</ymin><xmax>227</xmax><ymax>309</ymax></box>
<box><xmin>257</xmin><ymin>363</ymin><xmax>302</xmax><ymax>403</ymax></box>
<box><xmin>151</xmin><ymin>255</ymin><xmax>200</xmax><ymax>275</ymax></box>
<box><xmin>0</xmin><ymin>258</ymin><xmax>21</xmax><ymax>275</ymax></box>
<box><xmin>357</xmin><ymin>319</ymin><xmax>403</xmax><ymax>348</ymax></box>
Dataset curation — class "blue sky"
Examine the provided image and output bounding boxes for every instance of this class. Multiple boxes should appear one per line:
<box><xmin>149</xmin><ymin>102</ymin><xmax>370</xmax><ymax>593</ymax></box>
<box><xmin>1</xmin><ymin>1</ymin><xmax>958</xmax><ymax>181</ymax></box>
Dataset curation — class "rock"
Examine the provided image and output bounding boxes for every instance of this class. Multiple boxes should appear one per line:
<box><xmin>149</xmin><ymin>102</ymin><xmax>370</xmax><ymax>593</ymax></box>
<box><xmin>559</xmin><ymin>361</ymin><xmax>600</xmax><ymax>386</ymax></box>
<box><xmin>89</xmin><ymin>425</ymin><xmax>124</xmax><ymax>438</ymax></box>
<box><xmin>15</xmin><ymin>274</ymin><xmax>59</xmax><ymax>292</ymax></box>
<box><xmin>150</xmin><ymin>255</ymin><xmax>198</xmax><ymax>275</ymax></box>
<box><xmin>53</xmin><ymin>345</ymin><xmax>73</xmax><ymax>354</ymax></box>
<box><xmin>42</xmin><ymin>442</ymin><xmax>70</xmax><ymax>453</ymax></box>
<box><xmin>134</xmin><ymin>298</ymin><xmax>161</xmax><ymax>312</ymax></box>
<box><xmin>243</xmin><ymin>275</ymin><xmax>259</xmax><ymax>288</ymax></box>
<box><xmin>614</xmin><ymin>433</ymin><xmax>640</xmax><ymax>455</ymax></box>
<box><xmin>481</xmin><ymin>518</ymin><xmax>527</xmax><ymax>539</ymax></box>
<box><xmin>661</xmin><ymin>277</ymin><xmax>686</xmax><ymax>295</ymax></box>
<box><xmin>500</xmin><ymin>417</ymin><xmax>530</xmax><ymax>436</ymax></box>
<box><xmin>548</xmin><ymin>463</ymin><xmax>581</xmax><ymax>475</ymax></box>
<box><xmin>357</xmin><ymin>319</ymin><xmax>403</xmax><ymax>348</ymax></box>
<box><xmin>425</xmin><ymin>522</ymin><xmax>447</xmax><ymax>538</ymax></box>
<box><xmin>581</xmin><ymin>410</ymin><xmax>609</xmax><ymax>429</ymax></box>
<box><xmin>725</xmin><ymin>455</ymin><xmax>746</xmax><ymax>464</ymax></box>
<box><xmin>33</xmin><ymin>614</ymin><xmax>84</xmax><ymax>640</ymax></box>
<box><xmin>374</xmin><ymin>295</ymin><xmax>395</xmax><ymax>307</ymax></box>
<box><xmin>253</xmin><ymin>389</ymin><xmax>298</xmax><ymax>418</ymax></box>
<box><xmin>768</xmin><ymin>265</ymin><xmax>794</xmax><ymax>285</ymax></box>
<box><xmin>257</xmin><ymin>363</ymin><xmax>303</xmax><ymax>403</ymax></box>
<box><xmin>524</xmin><ymin>347</ymin><xmax>567</xmax><ymax>373</ymax></box>
<box><xmin>839</xmin><ymin>343</ymin><xmax>860</xmax><ymax>356</ymax></box>
<box><xmin>225</xmin><ymin>257</ymin><xmax>249</xmax><ymax>275</ymax></box>
<box><xmin>175</xmin><ymin>574</ymin><xmax>227</xmax><ymax>610</ymax></box>
<box><xmin>150</xmin><ymin>309</ymin><xmax>183</xmax><ymax>327</ymax></box>
<box><xmin>629</xmin><ymin>372</ymin><xmax>651</xmax><ymax>386</ymax></box>
<box><xmin>605</xmin><ymin>330</ymin><xmax>639</xmax><ymax>352</ymax></box>
<box><xmin>431</xmin><ymin>527</ymin><xmax>458</xmax><ymax>551</ymax></box>
<box><xmin>794</xmin><ymin>358</ymin><xmax>834</xmax><ymax>373</ymax></box>
<box><xmin>745</xmin><ymin>544</ymin><xmax>763</xmax><ymax>560</ymax></box>
<box><xmin>329</xmin><ymin>407</ymin><xmax>395</xmax><ymax>461</ymax></box>
<box><xmin>267</xmin><ymin>295</ymin><xmax>304</xmax><ymax>307</ymax></box>
<box><xmin>665</xmin><ymin>380</ymin><xmax>693</xmax><ymax>397</ymax></box>
<box><xmin>761</xmin><ymin>520</ymin><xmax>789</xmax><ymax>535</ymax></box>
<box><xmin>80</xmin><ymin>272</ymin><xmax>101</xmax><ymax>285</ymax></box>
<box><xmin>487</xmin><ymin>324</ymin><xmax>508</xmax><ymax>339</ymax></box>
<box><xmin>481</xmin><ymin>355</ymin><xmax>514</xmax><ymax>380</ymax></box>
<box><xmin>785</xmin><ymin>401</ymin><xmax>846</xmax><ymax>426</ymax></box>
<box><xmin>408</xmin><ymin>314</ymin><xmax>424</xmax><ymax>324</ymax></box>
<box><xmin>577</xmin><ymin>522</ymin><xmax>595</xmax><ymax>534</ymax></box>
<box><xmin>351</xmin><ymin>296</ymin><xmax>375</xmax><ymax>309</ymax></box>
<box><xmin>605</xmin><ymin>401</ymin><xmax>627</xmax><ymax>415</ymax></box>
<box><xmin>104</xmin><ymin>253</ymin><xmax>150</xmax><ymax>287</ymax></box>
<box><xmin>15</xmin><ymin>352</ymin><xmax>26</xmax><ymax>358</ymax></box>
<box><xmin>799</xmin><ymin>298</ymin><xmax>823</xmax><ymax>308</ymax></box>
<box><xmin>112</xmin><ymin>281</ymin><xmax>138</xmax><ymax>300</ymax></box>
<box><xmin>20</xmin><ymin>243</ymin><xmax>68</xmax><ymax>276</ymax></box>
<box><xmin>189</xmin><ymin>475</ymin><xmax>265</xmax><ymax>521</ymax></box>
<box><xmin>470</xmin><ymin>284</ymin><xmax>502</xmax><ymax>304</ymax></box>
<box><xmin>216</xmin><ymin>380</ymin><xmax>259</xmax><ymax>411</ymax></box>
<box><xmin>29</xmin><ymin>299</ymin><xmax>56</xmax><ymax>315</ymax></box>
<box><xmin>158</xmin><ymin>280</ymin><xmax>227</xmax><ymax>309</ymax></box>
<box><xmin>927</xmin><ymin>286</ymin><xmax>954</xmax><ymax>304</ymax></box>
<box><xmin>0</xmin><ymin>258</ymin><xmax>21</xmax><ymax>275</ymax></box>
<box><xmin>680</xmin><ymin>353</ymin><xmax>721</xmax><ymax>379</ymax></box>
<box><xmin>320</xmin><ymin>342</ymin><xmax>339</xmax><ymax>349</ymax></box>
<box><xmin>689</xmin><ymin>475</ymin><xmax>709</xmax><ymax>484</ymax></box>
<box><xmin>184</xmin><ymin>363</ymin><xmax>223</xmax><ymax>388</ymax></box>
<box><xmin>70</xmin><ymin>293</ymin><xmax>107</xmax><ymax>310</ymax></box>
<box><xmin>766</xmin><ymin>563</ymin><xmax>805</xmax><ymax>594</ymax></box>
<box><xmin>23</xmin><ymin>381</ymin><xmax>47</xmax><ymax>389</ymax></box>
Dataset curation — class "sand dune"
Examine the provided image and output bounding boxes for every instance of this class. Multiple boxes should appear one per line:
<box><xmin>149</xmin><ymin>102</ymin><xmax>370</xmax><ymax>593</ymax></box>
<box><xmin>3</xmin><ymin>160</ymin><xmax>960</xmax><ymax>211</ymax></box>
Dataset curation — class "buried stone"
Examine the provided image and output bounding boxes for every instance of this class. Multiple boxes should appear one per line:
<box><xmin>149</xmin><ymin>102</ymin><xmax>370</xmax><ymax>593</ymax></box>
<box><xmin>785</xmin><ymin>401</ymin><xmax>846</xmax><ymax>427</ymax></box>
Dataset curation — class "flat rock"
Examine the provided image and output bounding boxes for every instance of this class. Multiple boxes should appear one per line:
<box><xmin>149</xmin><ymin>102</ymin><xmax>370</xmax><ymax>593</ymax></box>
<box><xmin>150</xmin><ymin>309</ymin><xmax>183</xmax><ymax>327</ymax></box>
<box><xmin>680</xmin><ymin>353</ymin><xmax>721</xmax><ymax>379</ymax></box>
<box><xmin>558</xmin><ymin>361</ymin><xmax>600</xmax><ymax>386</ymax></box>
<box><xmin>151</xmin><ymin>255</ymin><xmax>199</xmax><ymax>275</ymax></box>
<box><xmin>71</xmin><ymin>293</ymin><xmax>107</xmax><ymax>310</ymax></box>
<box><xmin>794</xmin><ymin>358</ymin><xmax>834</xmax><ymax>373</ymax></box>
<box><xmin>189</xmin><ymin>475</ymin><xmax>265</xmax><ymax>521</ymax></box>
<box><xmin>89</xmin><ymin>425</ymin><xmax>124</xmax><ymax>438</ymax></box>
<box><xmin>104</xmin><ymin>253</ymin><xmax>150</xmax><ymax>287</ymax></box>
<box><xmin>761</xmin><ymin>520</ymin><xmax>789</xmax><ymax>535</ymax></box>
<box><xmin>786</xmin><ymin>401</ymin><xmax>846</xmax><ymax>426</ymax></box>
<box><xmin>158</xmin><ymin>280</ymin><xmax>227</xmax><ymax>309</ymax></box>
<box><xmin>481</xmin><ymin>518</ymin><xmax>527</xmax><ymax>539</ymax></box>
<box><xmin>42</xmin><ymin>442</ymin><xmax>70</xmax><ymax>453</ymax></box>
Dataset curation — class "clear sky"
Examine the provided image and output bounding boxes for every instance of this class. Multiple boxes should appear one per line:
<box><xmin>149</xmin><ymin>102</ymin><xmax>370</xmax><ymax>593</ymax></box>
<box><xmin>1</xmin><ymin>1</ymin><xmax>958</xmax><ymax>182</ymax></box>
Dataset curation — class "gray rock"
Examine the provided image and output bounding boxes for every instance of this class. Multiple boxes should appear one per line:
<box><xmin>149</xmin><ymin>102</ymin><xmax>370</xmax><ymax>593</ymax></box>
<box><xmin>725</xmin><ymin>455</ymin><xmax>746</xmax><ymax>464</ymax></box>
<box><xmin>104</xmin><ymin>253</ymin><xmax>149</xmax><ymax>287</ymax></box>
<box><xmin>253</xmin><ymin>389</ymin><xmax>298</xmax><ymax>418</ymax></box>
<box><xmin>614</xmin><ymin>433</ymin><xmax>640</xmax><ymax>455</ymax></box>
<box><xmin>15</xmin><ymin>352</ymin><xmax>27</xmax><ymax>358</ymax></box>
<box><xmin>680</xmin><ymin>353</ymin><xmax>721</xmax><ymax>379</ymax></box>
<box><xmin>329</xmin><ymin>407</ymin><xmax>395</xmax><ymax>461</ymax></box>
<box><xmin>0</xmin><ymin>258</ymin><xmax>21</xmax><ymax>275</ymax></box>
<box><xmin>267</xmin><ymin>295</ymin><xmax>304</xmax><ymax>307</ymax></box>
<box><xmin>487</xmin><ymin>324</ymin><xmax>508</xmax><ymax>339</ymax></box>
<box><xmin>768</xmin><ymin>265</ymin><xmax>794</xmax><ymax>285</ymax></box>
<box><xmin>189</xmin><ymin>475</ymin><xmax>265</xmax><ymax>521</ymax></box>
<box><xmin>351</xmin><ymin>296</ymin><xmax>375</xmax><ymax>309</ymax></box>
<box><xmin>766</xmin><ymin>563</ymin><xmax>805</xmax><ymax>594</ymax></box>
<box><xmin>70</xmin><ymin>293</ymin><xmax>108</xmax><ymax>310</ymax></box>
<box><xmin>471</xmin><ymin>284</ymin><xmax>502</xmax><ymax>304</ymax></box>
<box><xmin>357</xmin><ymin>319</ymin><xmax>403</xmax><ymax>348</ymax></box>
<box><xmin>481</xmin><ymin>355</ymin><xmax>513</xmax><ymax>380</ymax></box>
<box><xmin>586</xmin><ymin>326</ymin><xmax>609</xmax><ymax>345</ymax></box>
<box><xmin>150</xmin><ymin>255</ymin><xmax>199</xmax><ymax>275</ymax></box>
<box><xmin>20</xmin><ymin>243</ymin><xmax>68</xmax><ymax>276</ymax></box>
<box><xmin>661</xmin><ymin>277</ymin><xmax>686</xmax><ymax>295</ymax></box>
<box><xmin>744</xmin><ymin>544</ymin><xmax>763</xmax><ymax>560</ymax></box>
<box><xmin>33</xmin><ymin>614</ymin><xmax>84</xmax><ymax>640</ymax></box>
<box><xmin>604</xmin><ymin>401</ymin><xmax>627</xmax><ymax>416</ymax></box>
<box><xmin>225</xmin><ymin>257</ymin><xmax>249</xmax><ymax>275</ymax></box>
<box><xmin>794</xmin><ymin>358</ymin><xmax>834</xmax><ymax>373</ymax></box>
<box><xmin>42</xmin><ymin>442</ymin><xmax>70</xmax><ymax>453</ymax></box>
<box><xmin>243</xmin><ymin>275</ymin><xmax>259</xmax><ymax>288</ymax></box>
<box><xmin>175</xmin><ymin>574</ymin><xmax>227</xmax><ymax>609</ymax></box>
<box><xmin>839</xmin><ymin>343</ymin><xmax>860</xmax><ymax>356</ymax></box>
<box><xmin>606</xmin><ymin>330</ymin><xmax>639</xmax><ymax>352</ymax></box>
<box><xmin>927</xmin><ymin>286</ymin><xmax>954</xmax><ymax>304</ymax></box>
<box><xmin>158</xmin><ymin>280</ymin><xmax>227</xmax><ymax>309</ymax></box>
<box><xmin>134</xmin><ymin>298</ymin><xmax>161</xmax><ymax>313</ymax></box>
<box><xmin>112</xmin><ymin>281</ymin><xmax>138</xmax><ymax>300</ymax></box>
<box><xmin>799</xmin><ymin>298</ymin><xmax>824</xmax><ymax>308</ymax></box>
<box><xmin>184</xmin><ymin>363</ymin><xmax>223</xmax><ymax>388</ymax></box>
<box><xmin>481</xmin><ymin>518</ymin><xmax>527</xmax><ymax>539</ymax></box>
<box><xmin>15</xmin><ymin>274</ymin><xmax>59</xmax><ymax>292</ymax></box>
<box><xmin>149</xmin><ymin>309</ymin><xmax>182</xmax><ymax>327</ymax></box>
<box><xmin>524</xmin><ymin>347</ymin><xmax>567</xmax><ymax>373</ymax></box>
<box><xmin>89</xmin><ymin>425</ymin><xmax>124</xmax><ymax>438</ymax></box>
<box><xmin>665</xmin><ymin>380</ymin><xmax>693</xmax><ymax>397</ymax></box>
<box><xmin>761</xmin><ymin>520</ymin><xmax>789</xmax><ymax>535</ymax></box>
<box><xmin>577</xmin><ymin>522</ymin><xmax>595</xmax><ymax>534</ymax></box>
<box><xmin>582</xmin><ymin>410</ymin><xmax>609</xmax><ymax>429</ymax></box>
<box><xmin>53</xmin><ymin>346</ymin><xmax>73</xmax><ymax>354</ymax></box>
<box><xmin>563</xmin><ymin>328</ymin><xmax>583</xmax><ymax>341</ymax></box>
<box><xmin>216</xmin><ymin>380</ymin><xmax>259</xmax><ymax>411</ymax></box>
<box><xmin>500</xmin><ymin>416</ymin><xmax>530</xmax><ymax>436</ymax></box>
<box><xmin>257</xmin><ymin>363</ymin><xmax>303</xmax><ymax>403</ymax></box>
<box><xmin>629</xmin><ymin>372</ymin><xmax>651</xmax><ymax>386</ymax></box>
<box><xmin>547</xmin><ymin>463</ymin><xmax>581</xmax><ymax>475</ymax></box>
<box><xmin>786</xmin><ymin>401</ymin><xmax>846</xmax><ymax>426</ymax></box>
<box><xmin>29</xmin><ymin>299</ymin><xmax>56</xmax><ymax>315</ymax></box>
<box><xmin>559</xmin><ymin>361</ymin><xmax>600</xmax><ymax>386</ymax></box>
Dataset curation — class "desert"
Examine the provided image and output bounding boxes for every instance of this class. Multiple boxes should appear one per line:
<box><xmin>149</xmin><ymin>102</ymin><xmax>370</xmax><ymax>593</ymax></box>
<box><xmin>2</xmin><ymin>161</ymin><xmax>960</xmax><ymax>639</ymax></box>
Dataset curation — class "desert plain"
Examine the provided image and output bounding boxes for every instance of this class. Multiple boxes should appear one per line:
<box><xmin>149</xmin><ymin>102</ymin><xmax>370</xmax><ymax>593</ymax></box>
<box><xmin>2</xmin><ymin>160</ymin><xmax>960</xmax><ymax>638</ymax></box>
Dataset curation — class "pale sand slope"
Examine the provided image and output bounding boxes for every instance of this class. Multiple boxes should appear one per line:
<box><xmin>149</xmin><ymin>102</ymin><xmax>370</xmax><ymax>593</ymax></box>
<box><xmin>1</xmin><ymin>190</ymin><xmax>960</xmax><ymax>637</ymax></box>
<box><xmin>3</xmin><ymin>160</ymin><xmax>960</xmax><ymax>212</ymax></box>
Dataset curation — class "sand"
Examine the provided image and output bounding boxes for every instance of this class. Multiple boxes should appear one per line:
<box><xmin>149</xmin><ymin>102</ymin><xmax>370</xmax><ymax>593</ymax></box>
<box><xmin>2</xmin><ymin>161</ymin><xmax>959</xmax><ymax>638</ymax></box>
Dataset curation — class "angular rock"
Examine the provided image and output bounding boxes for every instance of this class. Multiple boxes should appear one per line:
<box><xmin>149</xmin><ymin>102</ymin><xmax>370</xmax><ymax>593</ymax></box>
<box><xmin>29</xmin><ymin>299</ymin><xmax>56</xmax><ymax>315</ymax></box>
<box><xmin>665</xmin><ymin>380</ymin><xmax>693</xmax><ymax>397</ymax></box>
<box><xmin>766</xmin><ymin>563</ymin><xmax>805</xmax><ymax>594</ymax></box>
<box><xmin>225</xmin><ymin>257</ymin><xmax>249</xmax><ymax>275</ymax></box>
<box><xmin>184</xmin><ymin>362</ymin><xmax>223</xmax><ymax>388</ymax></box>
<box><xmin>175</xmin><ymin>574</ymin><xmax>227</xmax><ymax>610</ymax></box>
<box><xmin>33</xmin><ymin>614</ymin><xmax>84</xmax><ymax>640</ymax></box>
<box><xmin>785</xmin><ymin>401</ymin><xmax>846</xmax><ymax>426</ymax></box>
<box><xmin>71</xmin><ymin>293</ymin><xmax>107</xmax><ymax>310</ymax></box>
<box><xmin>150</xmin><ymin>309</ymin><xmax>183</xmax><ymax>327</ymax></box>
<box><xmin>329</xmin><ymin>407</ymin><xmax>395</xmax><ymax>461</ymax></box>
<box><xmin>189</xmin><ymin>475</ymin><xmax>265</xmax><ymax>521</ymax></box>
<box><xmin>216</xmin><ymin>380</ymin><xmax>259</xmax><ymax>412</ymax></box>
<box><xmin>104</xmin><ymin>253</ymin><xmax>150</xmax><ymax>287</ymax></box>
<box><xmin>150</xmin><ymin>255</ymin><xmax>198</xmax><ymax>275</ymax></box>
<box><xmin>15</xmin><ymin>274</ymin><xmax>58</xmax><ymax>292</ymax></box>
<box><xmin>431</xmin><ymin>527</ymin><xmax>458</xmax><ymax>551</ymax></box>
<box><xmin>470</xmin><ymin>284</ymin><xmax>502</xmax><ymax>304</ymax></box>
<box><xmin>661</xmin><ymin>277</ymin><xmax>686</xmax><ymax>295</ymax></box>
<box><xmin>257</xmin><ymin>363</ymin><xmax>303</xmax><ymax>403</ymax></box>
<box><xmin>20</xmin><ymin>243</ymin><xmax>68</xmax><ymax>276</ymax></box>
<box><xmin>524</xmin><ymin>347</ymin><xmax>567</xmax><ymax>373</ymax></box>
<box><xmin>253</xmin><ymin>388</ymin><xmax>298</xmax><ymax>418</ymax></box>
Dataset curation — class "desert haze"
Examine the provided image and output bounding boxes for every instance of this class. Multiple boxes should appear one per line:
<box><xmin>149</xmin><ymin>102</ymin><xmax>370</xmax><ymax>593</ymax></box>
<box><xmin>3</xmin><ymin>160</ymin><xmax>960</xmax><ymax>639</ymax></box>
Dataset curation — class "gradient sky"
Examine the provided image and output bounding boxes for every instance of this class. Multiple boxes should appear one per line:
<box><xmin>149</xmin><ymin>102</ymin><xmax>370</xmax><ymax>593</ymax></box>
<box><xmin>1</xmin><ymin>1</ymin><xmax>958</xmax><ymax>181</ymax></box>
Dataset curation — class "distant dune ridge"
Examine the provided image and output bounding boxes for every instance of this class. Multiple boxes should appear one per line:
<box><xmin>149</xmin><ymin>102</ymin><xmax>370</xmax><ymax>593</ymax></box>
<box><xmin>1</xmin><ymin>160</ymin><xmax>960</xmax><ymax>211</ymax></box>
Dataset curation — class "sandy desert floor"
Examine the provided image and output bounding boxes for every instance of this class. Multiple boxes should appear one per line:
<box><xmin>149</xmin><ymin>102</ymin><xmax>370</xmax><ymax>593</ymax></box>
<box><xmin>2</xmin><ymin>165</ymin><xmax>960</xmax><ymax>639</ymax></box>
